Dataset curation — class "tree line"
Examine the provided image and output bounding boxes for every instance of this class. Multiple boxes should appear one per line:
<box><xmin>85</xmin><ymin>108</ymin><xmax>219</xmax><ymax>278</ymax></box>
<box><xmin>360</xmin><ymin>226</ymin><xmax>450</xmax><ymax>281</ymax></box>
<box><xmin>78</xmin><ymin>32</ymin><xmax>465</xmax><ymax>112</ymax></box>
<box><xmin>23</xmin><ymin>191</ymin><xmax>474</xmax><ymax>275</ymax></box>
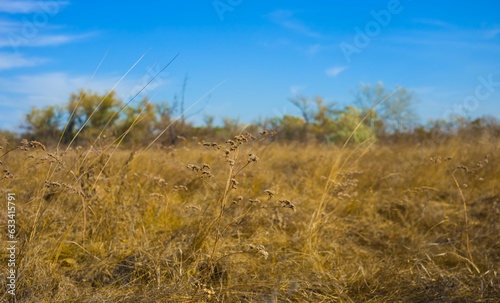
<box><xmin>12</xmin><ymin>82</ymin><xmax>499</xmax><ymax>147</ymax></box>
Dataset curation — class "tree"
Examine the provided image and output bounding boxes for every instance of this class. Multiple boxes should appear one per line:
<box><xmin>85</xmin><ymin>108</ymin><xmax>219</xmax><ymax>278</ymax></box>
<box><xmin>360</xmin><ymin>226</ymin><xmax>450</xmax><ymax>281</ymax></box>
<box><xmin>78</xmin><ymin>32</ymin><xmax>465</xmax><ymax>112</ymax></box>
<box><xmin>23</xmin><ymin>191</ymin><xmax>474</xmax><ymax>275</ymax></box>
<box><xmin>25</xmin><ymin>105</ymin><xmax>62</xmax><ymax>141</ymax></box>
<box><xmin>117</xmin><ymin>97</ymin><xmax>157</xmax><ymax>146</ymax></box>
<box><xmin>353</xmin><ymin>82</ymin><xmax>418</xmax><ymax>133</ymax></box>
<box><xmin>64</xmin><ymin>89</ymin><xmax>121</xmax><ymax>141</ymax></box>
<box><xmin>383</xmin><ymin>86</ymin><xmax>418</xmax><ymax>132</ymax></box>
<box><xmin>325</xmin><ymin>106</ymin><xmax>375</xmax><ymax>144</ymax></box>
<box><xmin>288</xmin><ymin>94</ymin><xmax>314</xmax><ymax>125</ymax></box>
<box><xmin>353</xmin><ymin>81</ymin><xmax>386</xmax><ymax>129</ymax></box>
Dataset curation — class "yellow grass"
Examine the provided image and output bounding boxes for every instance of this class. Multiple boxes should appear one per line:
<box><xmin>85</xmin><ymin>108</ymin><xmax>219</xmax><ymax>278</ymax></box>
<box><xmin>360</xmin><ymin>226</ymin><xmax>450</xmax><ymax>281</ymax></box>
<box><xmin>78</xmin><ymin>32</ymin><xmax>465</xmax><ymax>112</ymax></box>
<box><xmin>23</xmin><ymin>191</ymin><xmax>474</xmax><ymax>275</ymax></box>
<box><xmin>0</xmin><ymin>132</ymin><xmax>499</xmax><ymax>302</ymax></box>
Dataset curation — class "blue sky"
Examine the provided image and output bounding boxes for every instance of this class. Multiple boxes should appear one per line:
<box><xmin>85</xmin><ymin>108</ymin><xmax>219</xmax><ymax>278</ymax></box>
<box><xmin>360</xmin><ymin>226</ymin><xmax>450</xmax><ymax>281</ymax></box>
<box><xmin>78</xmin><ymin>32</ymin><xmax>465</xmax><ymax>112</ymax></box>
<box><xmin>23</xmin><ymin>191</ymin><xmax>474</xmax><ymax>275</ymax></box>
<box><xmin>0</xmin><ymin>0</ymin><xmax>499</xmax><ymax>130</ymax></box>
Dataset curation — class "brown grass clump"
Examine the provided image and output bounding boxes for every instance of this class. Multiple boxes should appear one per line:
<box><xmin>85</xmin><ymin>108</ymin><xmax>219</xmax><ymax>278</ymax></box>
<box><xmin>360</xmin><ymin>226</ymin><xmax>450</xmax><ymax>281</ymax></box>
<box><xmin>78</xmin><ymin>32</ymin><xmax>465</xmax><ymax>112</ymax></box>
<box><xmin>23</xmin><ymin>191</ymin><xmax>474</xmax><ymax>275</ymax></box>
<box><xmin>0</xmin><ymin>130</ymin><xmax>499</xmax><ymax>302</ymax></box>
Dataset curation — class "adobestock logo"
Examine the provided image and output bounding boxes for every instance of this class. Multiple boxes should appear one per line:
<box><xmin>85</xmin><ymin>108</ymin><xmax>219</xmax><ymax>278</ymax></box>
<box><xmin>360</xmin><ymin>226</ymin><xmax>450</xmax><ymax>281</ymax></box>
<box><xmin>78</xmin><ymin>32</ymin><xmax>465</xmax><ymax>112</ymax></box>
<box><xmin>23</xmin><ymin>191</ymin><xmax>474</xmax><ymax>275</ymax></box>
<box><xmin>8</xmin><ymin>1</ymin><xmax>66</xmax><ymax>53</ymax></box>
<box><xmin>340</xmin><ymin>0</ymin><xmax>410</xmax><ymax>63</ymax></box>
<box><xmin>213</xmin><ymin>0</ymin><xmax>243</xmax><ymax>22</ymax></box>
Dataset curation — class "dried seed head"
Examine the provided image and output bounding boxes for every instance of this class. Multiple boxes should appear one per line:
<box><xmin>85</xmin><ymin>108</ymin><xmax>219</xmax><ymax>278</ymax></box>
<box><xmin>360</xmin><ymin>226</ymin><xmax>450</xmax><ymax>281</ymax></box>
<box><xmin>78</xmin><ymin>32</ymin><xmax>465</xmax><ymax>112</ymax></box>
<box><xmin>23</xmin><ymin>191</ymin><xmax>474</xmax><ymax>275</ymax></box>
<box><xmin>232</xmin><ymin>196</ymin><xmax>243</xmax><ymax>204</ymax></box>
<box><xmin>187</xmin><ymin>164</ymin><xmax>200</xmax><ymax>172</ymax></box>
<box><xmin>234</xmin><ymin>135</ymin><xmax>248</xmax><ymax>143</ymax></box>
<box><xmin>174</xmin><ymin>185</ymin><xmax>188</xmax><ymax>192</ymax></box>
<box><xmin>245</xmin><ymin>132</ymin><xmax>256</xmax><ymax>140</ymax></box>
<box><xmin>201</xmin><ymin>171</ymin><xmax>214</xmax><ymax>178</ymax></box>
<box><xmin>44</xmin><ymin>181</ymin><xmax>61</xmax><ymax>187</ymax></box>
<box><xmin>264</xmin><ymin>189</ymin><xmax>275</xmax><ymax>198</ymax></box>
<box><xmin>3</xmin><ymin>170</ymin><xmax>13</xmax><ymax>179</ymax></box>
<box><xmin>248</xmin><ymin>154</ymin><xmax>259</xmax><ymax>162</ymax></box>
<box><xmin>232</xmin><ymin>196</ymin><xmax>244</xmax><ymax>204</ymax></box>
<box><xmin>256</xmin><ymin>245</ymin><xmax>269</xmax><ymax>259</ymax></box>
<box><xmin>279</xmin><ymin>199</ymin><xmax>296</xmax><ymax>212</ymax></box>
<box><xmin>230</xmin><ymin>178</ymin><xmax>239</xmax><ymax>190</ymax></box>
<box><xmin>29</xmin><ymin>140</ymin><xmax>46</xmax><ymax>151</ymax></box>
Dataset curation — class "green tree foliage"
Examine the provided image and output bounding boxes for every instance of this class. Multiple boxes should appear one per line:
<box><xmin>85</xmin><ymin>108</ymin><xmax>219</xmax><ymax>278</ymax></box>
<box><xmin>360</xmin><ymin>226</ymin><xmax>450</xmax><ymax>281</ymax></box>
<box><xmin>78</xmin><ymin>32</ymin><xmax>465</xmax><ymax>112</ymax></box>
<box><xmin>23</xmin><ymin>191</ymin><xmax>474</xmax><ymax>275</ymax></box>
<box><xmin>116</xmin><ymin>97</ymin><xmax>157</xmax><ymax>146</ymax></box>
<box><xmin>326</xmin><ymin>106</ymin><xmax>375</xmax><ymax>144</ymax></box>
<box><xmin>65</xmin><ymin>89</ymin><xmax>121</xmax><ymax>141</ymax></box>
<box><xmin>19</xmin><ymin>85</ymin><xmax>427</xmax><ymax>147</ymax></box>
<box><xmin>25</xmin><ymin>105</ymin><xmax>62</xmax><ymax>141</ymax></box>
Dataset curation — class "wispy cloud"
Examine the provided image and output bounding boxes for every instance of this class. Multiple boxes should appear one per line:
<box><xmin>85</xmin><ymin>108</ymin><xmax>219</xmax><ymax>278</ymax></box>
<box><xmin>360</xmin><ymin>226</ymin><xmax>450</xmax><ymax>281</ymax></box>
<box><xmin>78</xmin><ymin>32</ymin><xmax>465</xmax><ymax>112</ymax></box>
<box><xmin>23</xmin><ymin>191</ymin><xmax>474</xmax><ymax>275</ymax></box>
<box><xmin>410</xmin><ymin>19</ymin><xmax>500</xmax><ymax>40</ymax></box>
<box><xmin>0</xmin><ymin>71</ymin><xmax>171</xmax><ymax>130</ymax></box>
<box><xmin>384</xmin><ymin>25</ymin><xmax>500</xmax><ymax>53</ymax></box>
<box><xmin>412</xmin><ymin>18</ymin><xmax>456</xmax><ymax>29</ymax></box>
<box><xmin>0</xmin><ymin>20</ymin><xmax>22</xmax><ymax>33</ymax></box>
<box><xmin>0</xmin><ymin>3</ymin><xmax>92</xmax><ymax>50</ymax></box>
<box><xmin>0</xmin><ymin>72</ymin><xmax>89</xmax><ymax>106</ymax></box>
<box><xmin>0</xmin><ymin>52</ymin><xmax>47</xmax><ymax>70</ymax></box>
<box><xmin>0</xmin><ymin>33</ymin><xmax>94</xmax><ymax>49</ymax></box>
<box><xmin>326</xmin><ymin>66</ymin><xmax>348</xmax><ymax>77</ymax></box>
<box><xmin>0</xmin><ymin>72</ymin><xmax>168</xmax><ymax>108</ymax></box>
<box><xmin>411</xmin><ymin>86</ymin><xmax>437</xmax><ymax>95</ymax></box>
<box><xmin>290</xmin><ymin>85</ymin><xmax>306</xmax><ymax>95</ymax></box>
<box><xmin>483</xmin><ymin>26</ymin><xmax>500</xmax><ymax>39</ymax></box>
<box><xmin>0</xmin><ymin>0</ymin><xmax>69</xmax><ymax>14</ymax></box>
<box><xmin>306</xmin><ymin>44</ymin><xmax>321</xmax><ymax>55</ymax></box>
<box><xmin>266</xmin><ymin>9</ymin><xmax>322</xmax><ymax>38</ymax></box>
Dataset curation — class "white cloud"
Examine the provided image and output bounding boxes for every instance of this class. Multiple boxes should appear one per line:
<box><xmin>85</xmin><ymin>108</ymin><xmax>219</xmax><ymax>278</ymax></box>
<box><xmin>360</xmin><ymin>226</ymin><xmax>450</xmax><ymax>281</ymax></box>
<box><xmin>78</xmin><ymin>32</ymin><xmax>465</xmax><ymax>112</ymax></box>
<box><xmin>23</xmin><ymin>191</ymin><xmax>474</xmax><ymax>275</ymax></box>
<box><xmin>290</xmin><ymin>85</ymin><xmax>306</xmax><ymax>95</ymax></box>
<box><xmin>0</xmin><ymin>0</ymin><xmax>80</xmax><ymax>49</ymax></box>
<box><xmin>0</xmin><ymin>72</ymin><xmax>88</xmax><ymax>106</ymax></box>
<box><xmin>411</xmin><ymin>86</ymin><xmax>436</xmax><ymax>95</ymax></box>
<box><xmin>0</xmin><ymin>20</ymin><xmax>22</xmax><ymax>33</ymax></box>
<box><xmin>326</xmin><ymin>66</ymin><xmax>348</xmax><ymax>77</ymax></box>
<box><xmin>306</xmin><ymin>44</ymin><xmax>321</xmax><ymax>55</ymax></box>
<box><xmin>0</xmin><ymin>33</ymin><xmax>94</xmax><ymax>49</ymax></box>
<box><xmin>0</xmin><ymin>0</ymin><xmax>69</xmax><ymax>14</ymax></box>
<box><xmin>0</xmin><ymin>0</ymin><xmax>42</xmax><ymax>13</ymax></box>
<box><xmin>266</xmin><ymin>9</ymin><xmax>322</xmax><ymax>38</ymax></box>
<box><xmin>0</xmin><ymin>71</ymin><xmax>173</xmax><ymax>130</ymax></box>
<box><xmin>483</xmin><ymin>27</ymin><xmax>500</xmax><ymax>39</ymax></box>
<box><xmin>0</xmin><ymin>71</ymin><xmax>172</xmax><ymax>109</ymax></box>
<box><xmin>412</xmin><ymin>18</ymin><xmax>455</xmax><ymax>29</ymax></box>
<box><xmin>0</xmin><ymin>52</ymin><xmax>47</xmax><ymax>69</ymax></box>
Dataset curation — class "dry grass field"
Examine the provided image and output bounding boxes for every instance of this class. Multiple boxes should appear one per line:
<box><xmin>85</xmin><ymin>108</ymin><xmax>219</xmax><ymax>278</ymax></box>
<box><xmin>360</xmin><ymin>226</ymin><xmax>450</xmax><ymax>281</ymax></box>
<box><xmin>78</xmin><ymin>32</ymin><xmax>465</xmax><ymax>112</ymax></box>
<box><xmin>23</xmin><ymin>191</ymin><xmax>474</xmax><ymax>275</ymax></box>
<box><xmin>1</xmin><ymin>130</ymin><xmax>499</xmax><ymax>302</ymax></box>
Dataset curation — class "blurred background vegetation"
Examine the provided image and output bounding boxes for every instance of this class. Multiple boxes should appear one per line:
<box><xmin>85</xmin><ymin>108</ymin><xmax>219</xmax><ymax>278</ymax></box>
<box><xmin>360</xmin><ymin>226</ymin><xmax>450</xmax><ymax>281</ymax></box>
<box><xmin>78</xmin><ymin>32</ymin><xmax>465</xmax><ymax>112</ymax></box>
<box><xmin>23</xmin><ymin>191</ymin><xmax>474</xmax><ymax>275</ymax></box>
<box><xmin>6</xmin><ymin>81</ymin><xmax>498</xmax><ymax>149</ymax></box>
